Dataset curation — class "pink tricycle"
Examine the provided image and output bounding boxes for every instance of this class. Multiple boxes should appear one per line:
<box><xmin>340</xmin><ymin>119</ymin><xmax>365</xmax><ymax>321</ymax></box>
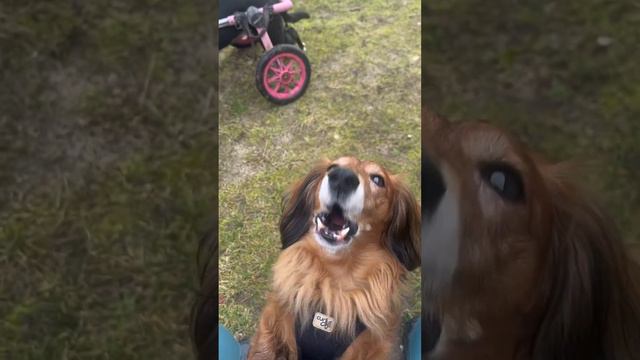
<box><xmin>219</xmin><ymin>0</ymin><xmax>311</xmax><ymax>105</ymax></box>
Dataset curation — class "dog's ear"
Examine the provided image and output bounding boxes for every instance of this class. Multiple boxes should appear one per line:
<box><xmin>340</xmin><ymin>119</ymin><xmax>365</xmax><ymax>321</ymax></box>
<box><xmin>279</xmin><ymin>161</ymin><xmax>327</xmax><ymax>249</ymax></box>
<box><xmin>385</xmin><ymin>177</ymin><xmax>421</xmax><ymax>271</ymax></box>
<box><xmin>532</xmin><ymin>164</ymin><xmax>640</xmax><ymax>359</ymax></box>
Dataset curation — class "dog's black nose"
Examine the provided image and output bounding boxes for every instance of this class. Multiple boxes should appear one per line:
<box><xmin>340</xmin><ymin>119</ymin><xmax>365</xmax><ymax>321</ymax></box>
<box><xmin>328</xmin><ymin>167</ymin><xmax>359</xmax><ymax>200</ymax></box>
<box><xmin>422</xmin><ymin>150</ymin><xmax>446</xmax><ymax>218</ymax></box>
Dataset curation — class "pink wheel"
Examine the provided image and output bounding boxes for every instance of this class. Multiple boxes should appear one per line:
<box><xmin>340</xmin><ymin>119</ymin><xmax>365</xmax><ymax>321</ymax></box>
<box><xmin>256</xmin><ymin>44</ymin><xmax>311</xmax><ymax>105</ymax></box>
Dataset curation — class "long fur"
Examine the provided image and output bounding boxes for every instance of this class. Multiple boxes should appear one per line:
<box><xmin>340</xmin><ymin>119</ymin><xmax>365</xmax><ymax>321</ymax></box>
<box><xmin>532</xmin><ymin>164</ymin><xmax>640</xmax><ymax>360</ymax></box>
<box><xmin>279</xmin><ymin>161</ymin><xmax>327</xmax><ymax>249</ymax></box>
<box><xmin>249</xmin><ymin>158</ymin><xmax>420</xmax><ymax>360</ymax></box>
<box><xmin>272</xmin><ymin>241</ymin><xmax>406</xmax><ymax>339</ymax></box>
<box><xmin>385</xmin><ymin>180</ymin><xmax>421</xmax><ymax>271</ymax></box>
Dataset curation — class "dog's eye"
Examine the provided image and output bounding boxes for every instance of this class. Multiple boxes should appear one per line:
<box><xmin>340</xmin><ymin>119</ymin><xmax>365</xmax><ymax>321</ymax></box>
<box><xmin>480</xmin><ymin>163</ymin><xmax>524</xmax><ymax>202</ymax></box>
<box><xmin>370</xmin><ymin>175</ymin><xmax>385</xmax><ymax>187</ymax></box>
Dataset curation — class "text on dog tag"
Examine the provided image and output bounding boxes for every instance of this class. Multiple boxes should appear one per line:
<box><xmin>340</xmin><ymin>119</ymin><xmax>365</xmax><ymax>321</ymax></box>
<box><xmin>312</xmin><ymin>312</ymin><xmax>335</xmax><ymax>333</ymax></box>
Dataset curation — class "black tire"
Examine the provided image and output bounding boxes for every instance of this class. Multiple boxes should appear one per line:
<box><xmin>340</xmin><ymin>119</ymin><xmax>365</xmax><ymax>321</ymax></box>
<box><xmin>284</xmin><ymin>27</ymin><xmax>305</xmax><ymax>50</ymax></box>
<box><xmin>255</xmin><ymin>44</ymin><xmax>311</xmax><ymax>105</ymax></box>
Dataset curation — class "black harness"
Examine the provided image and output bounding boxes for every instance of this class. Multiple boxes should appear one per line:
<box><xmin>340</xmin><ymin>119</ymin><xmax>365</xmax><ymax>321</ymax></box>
<box><xmin>295</xmin><ymin>317</ymin><xmax>367</xmax><ymax>360</ymax></box>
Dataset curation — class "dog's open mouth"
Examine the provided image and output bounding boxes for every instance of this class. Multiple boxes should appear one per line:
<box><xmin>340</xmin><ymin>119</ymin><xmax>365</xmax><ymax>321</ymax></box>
<box><xmin>314</xmin><ymin>205</ymin><xmax>359</xmax><ymax>245</ymax></box>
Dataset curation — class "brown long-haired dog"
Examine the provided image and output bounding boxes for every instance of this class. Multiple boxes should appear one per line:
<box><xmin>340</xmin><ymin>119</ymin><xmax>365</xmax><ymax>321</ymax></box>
<box><xmin>248</xmin><ymin>156</ymin><xmax>420</xmax><ymax>360</ymax></box>
<box><xmin>421</xmin><ymin>112</ymin><xmax>640</xmax><ymax>359</ymax></box>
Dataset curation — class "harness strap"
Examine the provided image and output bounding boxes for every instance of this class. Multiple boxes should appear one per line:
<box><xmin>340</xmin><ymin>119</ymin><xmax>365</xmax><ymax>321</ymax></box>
<box><xmin>296</xmin><ymin>317</ymin><xmax>367</xmax><ymax>360</ymax></box>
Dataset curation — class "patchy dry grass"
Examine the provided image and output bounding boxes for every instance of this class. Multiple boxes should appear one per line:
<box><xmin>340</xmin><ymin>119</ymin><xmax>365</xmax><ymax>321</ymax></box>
<box><xmin>219</xmin><ymin>0</ymin><xmax>421</xmax><ymax>341</ymax></box>
<box><xmin>0</xmin><ymin>1</ymin><xmax>216</xmax><ymax>358</ymax></box>
<box><xmin>424</xmin><ymin>0</ymin><xmax>640</xmax><ymax>244</ymax></box>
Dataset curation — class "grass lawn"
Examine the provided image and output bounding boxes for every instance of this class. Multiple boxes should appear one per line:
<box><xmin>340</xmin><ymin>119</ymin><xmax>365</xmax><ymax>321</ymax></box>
<box><xmin>0</xmin><ymin>1</ymin><xmax>216</xmax><ymax>358</ymax></box>
<box><xmin>424</xmin><ymin>0</ymin><xmax>640</xmax><ymax>246</ymax></box>
<box><xmin>219</xmin><ymin>0</ymin><xmax>422</xmax><ymax>341</ymax></box>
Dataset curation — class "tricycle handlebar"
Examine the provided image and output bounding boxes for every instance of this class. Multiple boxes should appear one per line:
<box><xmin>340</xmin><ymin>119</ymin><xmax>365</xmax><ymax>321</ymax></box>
<box><xmin>271</xmin><ymin>0</ymin><xmax>293</xmax><ymax>14</ymax></box>
<box><xmin>218</xmin><ymin>0</ymin><xmax>294</xmax><ymax>29</ymax></box>
<box><xmin>218</xmin><ymin>16</ymin><xmax>234</xmax><ymax>28</ymax></box>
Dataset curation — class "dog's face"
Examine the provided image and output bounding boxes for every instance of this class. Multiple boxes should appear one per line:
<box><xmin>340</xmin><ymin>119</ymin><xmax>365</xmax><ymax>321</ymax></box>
<box><xmin>280</xmin><ymin>156</ymin><xmax>420</xmax><ymax>271</ymax></box>
<box><xmin>422</xmin><ymin>115</ymin><xmax>553</xmax><ymax>310</ymax></box>
<box><xmin>314</xmin><ymin>157</ymin><xmax>394</xmax><ymax>251</ymax></box>
<box><xmin>422</xmin><ymin>113</ymin><xmax>639</xmax><ymax>358</ymax></box>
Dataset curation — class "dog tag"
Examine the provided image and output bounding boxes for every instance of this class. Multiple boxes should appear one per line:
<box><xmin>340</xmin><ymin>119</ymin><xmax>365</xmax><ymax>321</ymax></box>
<box><xmin>312</xmin><ymin>312</ymin><xmax>335</xmax><ymax>333</ymax></box>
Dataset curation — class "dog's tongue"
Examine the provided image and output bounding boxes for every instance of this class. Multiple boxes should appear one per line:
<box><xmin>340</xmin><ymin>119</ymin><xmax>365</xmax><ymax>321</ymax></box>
<box><xmin>334</xmin><ymin>227</ymin><xmax>350</xmax><ymax>242</ymax></box>
<box><xmin>328</xmin><ymin>206</ymin><xmax>346</xmax><ymax>230</ymax></box>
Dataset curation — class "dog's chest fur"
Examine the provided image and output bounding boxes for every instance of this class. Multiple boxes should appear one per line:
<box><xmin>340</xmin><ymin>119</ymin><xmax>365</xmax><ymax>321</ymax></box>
<box><xmin>272</xmin><ymin>240</ymin><xmax>406</xmax><ymax>339</ymax></box>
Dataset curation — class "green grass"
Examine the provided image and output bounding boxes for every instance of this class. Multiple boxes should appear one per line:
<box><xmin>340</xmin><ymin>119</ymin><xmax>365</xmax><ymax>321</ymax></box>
<box><xmin>1</xmin><ymin>140</ymin><xmax>215</xmax><ymax>359</ymax></box>
<box><xmin>424</xmin><ymin>0</ymin><xmax>640</xmax><ymax>244</ymax></box>
<box><xmin>0</xmin><ymin>1</ymin><xmax>216</xmax><ymax>358</ymax></box>
<box><xmin>219</xmin><ymin>0</ymin><xmax>421</xmax><ymax>341</ymax></box>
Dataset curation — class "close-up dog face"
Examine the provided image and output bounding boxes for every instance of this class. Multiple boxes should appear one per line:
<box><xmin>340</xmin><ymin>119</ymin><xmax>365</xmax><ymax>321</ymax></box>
<box><xmin>280</xmin><ymin>156</ymin><xmax>420</xmax><ymax>270</ymax></box>
<box><xmin>422</xmin><ymin>115</ymin><xmax>552</xmax><ymax>311</ymax></box>
<box><xmin>421</xmin><ymin>112</ymin><xmax>640</xmax><ymax>359</ymax></box>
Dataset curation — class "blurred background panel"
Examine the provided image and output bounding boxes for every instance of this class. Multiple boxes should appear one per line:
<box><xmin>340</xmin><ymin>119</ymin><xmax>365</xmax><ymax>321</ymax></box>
<box><xmin>423</xmin><ymin>0</ymin><xmax>640</xmax><ymax>245</ymax></box>
<box><xmin>0</xmin><ymin>0</ymin><xmax>216</xmax><ymax>358</ymax></box>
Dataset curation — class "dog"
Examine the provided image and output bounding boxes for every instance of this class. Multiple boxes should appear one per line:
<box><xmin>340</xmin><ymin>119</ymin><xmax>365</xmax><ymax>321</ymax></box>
<box><xmin>248</xmin><ymin>156</ymin><xmax>420</xmax><ymax>360</ymax></box>
<box><xmin>421</xmin><ymin>111</ymin><xmax>640</xmax><ymax>359</ymax></box>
